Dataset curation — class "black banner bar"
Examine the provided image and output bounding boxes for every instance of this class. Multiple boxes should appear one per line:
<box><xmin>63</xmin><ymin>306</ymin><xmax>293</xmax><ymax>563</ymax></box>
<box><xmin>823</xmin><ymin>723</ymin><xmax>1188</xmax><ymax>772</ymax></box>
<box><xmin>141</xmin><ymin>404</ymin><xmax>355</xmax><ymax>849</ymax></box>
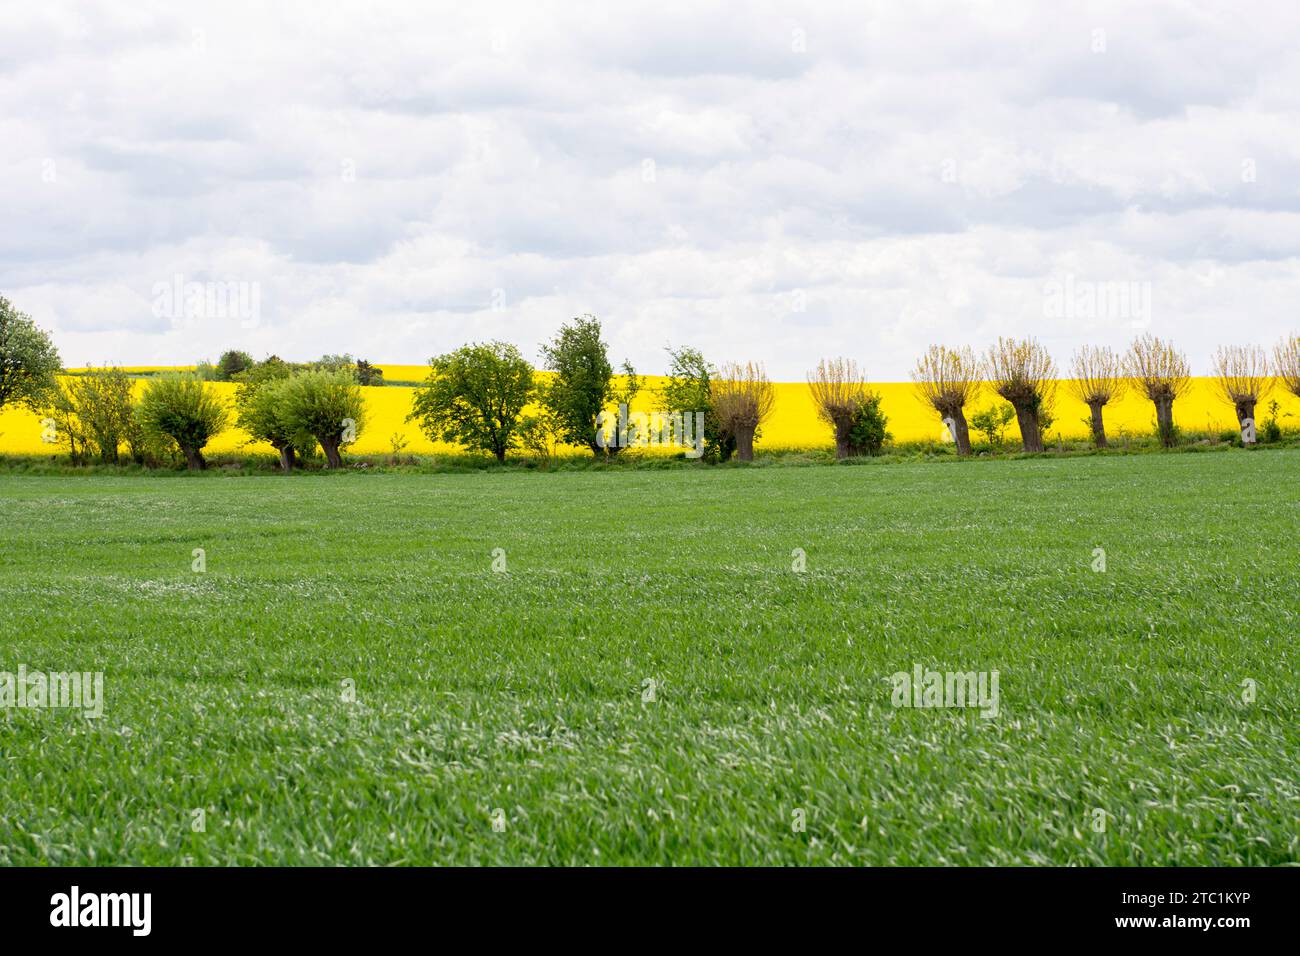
<box><xmin>0</xmin><ymin>866</ymin><xmax>1289</xmax><ymax>942</ymax></box>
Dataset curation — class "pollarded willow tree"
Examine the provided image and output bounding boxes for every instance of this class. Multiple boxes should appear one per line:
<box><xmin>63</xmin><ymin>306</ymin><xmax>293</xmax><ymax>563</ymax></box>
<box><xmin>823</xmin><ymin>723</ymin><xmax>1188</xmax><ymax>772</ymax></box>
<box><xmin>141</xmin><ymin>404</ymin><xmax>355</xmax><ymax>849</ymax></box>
<box><xmin>1213</xmin><ymin>345</ymin><xmax>1271</xmax><ymax>443</ymax></box>
<box><xmin>984</xmin><ymin>337</ymin><xmax>1056</xmax><ymax>453</ymax></box>
<box><xmin>235</xmin><ymin>358</ymin><xmax>302</xmax><ymax>472</ymax></box>
<box><xmin>1126</xmin><ymin>334</ymin><xmax>1189</xmax><ymax>448</ymax></box>
<box><xmin>237</xmin><ymin>375</ymin><xmax>304</xmax><ymax>473</ymax></box>
<box><xmin>713</xmin><ymin>361</ymin><xmax>774</xmax><ymax>462</ymax></box>
<box><xmin>807</xmin><ymin>358</ymin><xmax>873</xmax><ymax>458</ymax></box>
<box><xmin>135</xmin><ymin>374</ymin><xmax>229</xmax><ymax>470</ymax></box>
<box><xmin>279</xmin><ymin>369</ymin><xmax>366</xmax><ymax>468</ymax></box>
<box><xmin>1274</xmin><ymin>335</ymin><xmax>1300</xmax><ymax>400</ymax></box>
<box><xmin>911</xmin><ymin>345</ymin><xmax>980</xmax><ymax>456</ymax></box>
<box><xmin>1068</xmin><ymin>345</ymin><xmax>1126</xmax><ymax>449</ymax></box>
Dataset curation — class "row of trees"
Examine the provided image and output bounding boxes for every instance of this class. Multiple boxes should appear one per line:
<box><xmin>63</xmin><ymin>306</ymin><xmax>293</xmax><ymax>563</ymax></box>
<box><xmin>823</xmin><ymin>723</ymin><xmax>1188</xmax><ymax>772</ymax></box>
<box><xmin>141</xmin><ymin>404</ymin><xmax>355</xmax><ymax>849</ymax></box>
<box><xmin>196</xmin><ymin>350</ymin><xmax>386</xmax><ymax>386</ymax></box>
<box><xmin>41</xmin><ymin>362</ymin><xmax>364</xmax><ymax>471</ymax></box>
<box><xmin>44</xmin><ymin>366</ymin><xmax>170</xmax><ymax>466</ymax></box>
<box><xmin>914</xmin><ymin>334</ymin><xmax>1300</xmax><ymax>455</ymax></box>
<box><xmin>0</xmin><ymin>298</ymin><xmax>382</xmax><ymax>470</ymax></box>
<box><xmin>409</xmin><ymin>316</ymin><xmax>641</xmax><ymax>464</ymax></box>
<box><xmin>3</xmin><ymin>295</ymin><xmax>1299</xmax><ymax>467</ymax></box>
<box><xmin>17</xmin><ymin>313</ymin><xmax>789</xmax><ymax>468</ymax></box>
<box><xmin>233</xmin><ymin>363</ymin><xmax>365</xmax><ymax>470</ymax></box>
<box><xmin>412</xmin><ymin>318</ymin><xmax>897</xmax><ymax>464</ymax></box>
<box><xmin>415</xmin><ymin>317</ymin><xmax>837</xmax><ymax>464</ymax></box>
<box><xmin>395</xmin><ymin>327</ymin><xmax>1300</xmax><ymax>463</ymax></box>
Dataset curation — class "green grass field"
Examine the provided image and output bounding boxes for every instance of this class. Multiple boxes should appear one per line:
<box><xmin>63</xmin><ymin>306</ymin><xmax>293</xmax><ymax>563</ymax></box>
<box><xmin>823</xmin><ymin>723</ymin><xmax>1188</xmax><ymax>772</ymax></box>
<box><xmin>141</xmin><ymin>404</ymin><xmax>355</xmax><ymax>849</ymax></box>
<box><xmin>1</xmin><ymin>451</ymin><xmax>1296</xmax><ymax>865</ymax></box>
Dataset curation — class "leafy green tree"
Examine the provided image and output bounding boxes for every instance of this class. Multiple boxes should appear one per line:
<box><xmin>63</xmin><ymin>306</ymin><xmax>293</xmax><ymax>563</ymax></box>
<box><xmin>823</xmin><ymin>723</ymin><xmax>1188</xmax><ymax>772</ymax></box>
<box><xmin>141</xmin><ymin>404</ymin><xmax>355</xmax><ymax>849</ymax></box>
<box><xmin>136</xmin><ymin>374</ymin><xmax>229</xmax><ymax>470</ymax></box>
<box><xmin>0</xmin><ymin>296</ymin><xmax>62</xmax><ymax>414</ymax></box>
<box><xmin>234</xmin><ymin>360</ymin><xmax>303</xmax><ymax>472</ymax></box>
<box><xmin>44</xmin><ymin>385</ymin><xmax>90</xmax><ymax>465</ymax></box>
<box><xmin>279</xmin><ymin>369</ymin><xmax>365</xmax><ymax>468</ymax></box>
<box><xmin>1036</xmin><ymin>402</ymin><xmax>1056</xmax><ymax>446</ymax></box>
<box><xmin>658</xmin><ymin>345</ymin><xmax>733</xmax><ymax>462</ymax></box>
<box><xmin>48</xmin><ymin>367</ymin><xmax>166</xmax><ymax>466</ymax></box>
<box><xmin>355</xmin><ymin>359</ymin><xmax>385</xmax><ymax>386</ymax></box>
<box><xmin>970</xmin><ymin>403</ymin><xmax>1015</xmax><ymax>447</ymax></box>
<box><xmin>517</xmin><ymin>395</ymin><xmax>566</xmax><ymax>468</ymax></box>
<box><xmin>217</xmin><ymin>350</ymin><xmax>255</xmax><ymax>381</ymax></box>
<box><xmin>56</xmin><ymin>367</ymin><xmax>137</xmax><ymax>464</ymax></box>
<box><xmin>1261</xmin><ymin>399</ymin><xmax>1285</xmax><ymax>443</ymax></box>
<box><xmin>408</xmin><ymin>341</ymin><xmax>534</xmax><ymax>462</ymax></box>
<box><xmin>307</xmin><ymin>353</ymin><xmax>384</xmax><ymax>385</ymax></box>
<box><xmin>847</xmin><ymin>391</ymin><xmax>890</xmax><ymax>455</ymax></box>
<box><xmin>194</xmin><ymin>360</ymin><xmax>222</xmax><ymax>381</ymax></box>
<box><xmin>540</xmin><ymin>315</ymin><xmax>639</xmax><ymax>455</ymax></box>
<box><xmin>312</xmin><ymin>353</ymin><xmax>355</xmax><ymax>373</ymax></box>
<box><xmin>233</xmin><ymin>355</ymin><xmax>296</xmax><ymax>386</ymax></box>
<box><xmin>122</xmin><ymin>413</ymin><xmax>174</xmax><ymax>467</ymax></box>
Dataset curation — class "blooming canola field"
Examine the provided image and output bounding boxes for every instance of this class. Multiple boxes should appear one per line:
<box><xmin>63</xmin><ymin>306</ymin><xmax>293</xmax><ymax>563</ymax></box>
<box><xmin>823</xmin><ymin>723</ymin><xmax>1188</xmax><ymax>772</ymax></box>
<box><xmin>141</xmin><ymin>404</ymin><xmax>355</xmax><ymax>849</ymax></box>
<box><xmin>0</xmin><ymin>364</ymin><xmax>1292</xmax><ymax>457</ymax></box>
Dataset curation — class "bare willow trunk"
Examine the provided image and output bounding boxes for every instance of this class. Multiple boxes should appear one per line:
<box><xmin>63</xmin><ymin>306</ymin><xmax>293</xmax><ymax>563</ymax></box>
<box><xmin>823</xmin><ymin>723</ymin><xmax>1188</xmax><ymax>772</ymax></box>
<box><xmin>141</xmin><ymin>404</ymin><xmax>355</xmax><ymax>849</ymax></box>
<box><xmin>1154</xmin><ymin>396</ymin><xmax>1176</xmax><ymax>447</ymax></box>
<box><xmin>943</xmin><ymin>406</ymin><xmax>972</xmax><ymax>456</ymax></box>
<box><xmin>953</xmin><ymin>410</ymin><xmax>971</xmax><ymax>456</ymax></box>
<box><xmin>319</xmin><ymin>436</ymin><xmax>343</xmax><ymax>468</ymax></box>
<box><xmin>277</xmin><ymin>445</ymin><xmax>295</xmax><ymax>473</ymax></box>
<box><xmin>1087</xmin><ymin>401</ymin><xmax>1107</xmax><ymax>448</ymax></box>
<box><xmin>832</xmin><ymin>415</ymin><xmax>855</xmax><ymax>459</ymax></box>
<box><xmin>1235</xmin><ymin>398</ymin><xmax>1257</xmax><ymax>443</ymax></box>
<box><xmin>182</xmin><ymin>446</ymin><xmax>206</xmax><ymax>471</ymax></box>
<box><xmin>1012</xmin><ymin>403</ymin><xmax>1044</xmax><ymax>453</ymax></box>
<box><xmin>734</xmin><ymin>424</ymin><xmax>756</xmax><ymax>461</ymax></box>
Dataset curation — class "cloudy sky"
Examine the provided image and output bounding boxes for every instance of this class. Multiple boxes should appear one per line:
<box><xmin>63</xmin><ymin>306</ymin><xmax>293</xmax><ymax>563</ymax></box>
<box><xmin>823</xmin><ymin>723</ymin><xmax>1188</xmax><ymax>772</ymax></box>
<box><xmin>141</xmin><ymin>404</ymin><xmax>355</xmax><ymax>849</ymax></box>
<box><xmin>4</xmin><ymin>1</ymin><xmax>1299</xmax><ymax>378</ymax></box>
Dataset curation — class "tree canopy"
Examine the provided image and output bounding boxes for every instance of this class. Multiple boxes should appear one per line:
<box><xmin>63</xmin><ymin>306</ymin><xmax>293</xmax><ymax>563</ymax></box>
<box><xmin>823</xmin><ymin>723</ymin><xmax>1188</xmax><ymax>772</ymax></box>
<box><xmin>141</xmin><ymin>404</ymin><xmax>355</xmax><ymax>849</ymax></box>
<box><xmin>408</xmin><ymin>342</ymin><xmax>535</xmax><ymax>462</ymax></box>
<box><xmin>135</xmin><ymin>374</ymin><xmax>229</xmax><ymax>470</ymax></box>
<box><xmin>0</xmin><ymin>296</ymin><xmax>62</xmax><ymax>413</ymax></box>
<box><xmin>540</xmin><ymin>315</ymin><xmax>638</xmax><ymax>455</ymax></box>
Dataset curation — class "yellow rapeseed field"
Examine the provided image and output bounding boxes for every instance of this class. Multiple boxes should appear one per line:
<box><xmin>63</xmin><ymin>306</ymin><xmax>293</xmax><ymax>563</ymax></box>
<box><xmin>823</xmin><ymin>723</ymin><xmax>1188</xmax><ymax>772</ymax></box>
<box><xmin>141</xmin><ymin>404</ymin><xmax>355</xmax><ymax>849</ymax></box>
<box><xmin>1</xmin><ymin>367</ymin><xmax>1295</xmax><ymax>457</ymax></box>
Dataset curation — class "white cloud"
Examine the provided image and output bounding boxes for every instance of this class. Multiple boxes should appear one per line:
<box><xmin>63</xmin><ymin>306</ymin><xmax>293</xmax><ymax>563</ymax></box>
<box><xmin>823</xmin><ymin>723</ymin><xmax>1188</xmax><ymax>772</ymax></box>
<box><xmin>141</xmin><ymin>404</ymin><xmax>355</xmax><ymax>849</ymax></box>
<box><xmin>3</xmin><ymin>0</ymin><xmax>1300</xmax><ymax>377</ymax></box>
